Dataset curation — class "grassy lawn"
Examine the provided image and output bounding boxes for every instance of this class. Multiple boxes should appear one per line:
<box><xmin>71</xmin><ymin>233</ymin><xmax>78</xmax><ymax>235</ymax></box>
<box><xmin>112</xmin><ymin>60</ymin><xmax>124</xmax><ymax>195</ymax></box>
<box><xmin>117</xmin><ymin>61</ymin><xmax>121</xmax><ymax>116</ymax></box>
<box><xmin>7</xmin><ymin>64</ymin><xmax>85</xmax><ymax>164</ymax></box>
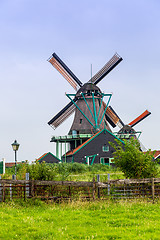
<box><xmin>0</xmin><ymin>199</ymin><xmax>160</xmax><ymax>240</ymax></box>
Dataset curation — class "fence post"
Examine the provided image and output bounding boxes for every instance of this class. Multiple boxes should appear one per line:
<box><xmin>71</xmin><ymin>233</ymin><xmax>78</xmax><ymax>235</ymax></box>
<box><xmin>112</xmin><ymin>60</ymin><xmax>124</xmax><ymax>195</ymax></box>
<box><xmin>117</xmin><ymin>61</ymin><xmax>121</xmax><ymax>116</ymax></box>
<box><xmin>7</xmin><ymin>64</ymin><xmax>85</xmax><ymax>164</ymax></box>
<box><xmin>108</xmin><ymin>174</ymin><xmax>110</xmax><ymax>196</ymax></box>
<box><xmin>2</xmin><ymin>158</ymin><xmax>5</xmax><ymax>175</ymax></box>
<box><xmin>69</xmin><ymin>186</ymin><xmax>71</xmax><ymax>199</ymax></box>
<box><xmin>26</xmin><ymin>173</ymin><xmax>29</xmax><ymax>198</ymax></box>
<box><xmin>9</xmin><ymin>183</ymin><xmax>12</xmax><ymax>200</ymax></box>
<box><xmin>2</xmin><ymin>183</ymin><xmax>5</xmax><ymax>202</ymax></box>
<box><xmin>97</xmin><ymin>174</ymin><xmax>100</xmax><ymax>199</ymax></box>
<box><xmin>92</xmin><ymin>177</ymin><xmax>95</xmax><ymax>201</ymax></box>
<box><xmin>152</xmin><ymin>178</ymin><xmax>155</xmax><ymax>203</ymax></box>
<box><xmin>9</xmin><ymin>175</ymin><xmax>16</xmax><ymax>200</ymax></box>
<box><xmin>12</xmin><ymin>175</ymin><xmax>16</xmax><ymax>180</ymax></box>
<box><xmin>124</xmin><ymin>181</ymin><xmax>126</xmax><ymax>198</ymax></box>
<box><xmin>30</xmin><ymin>180</ymin><xmax>35</xmax><ymax>198</ymax></box>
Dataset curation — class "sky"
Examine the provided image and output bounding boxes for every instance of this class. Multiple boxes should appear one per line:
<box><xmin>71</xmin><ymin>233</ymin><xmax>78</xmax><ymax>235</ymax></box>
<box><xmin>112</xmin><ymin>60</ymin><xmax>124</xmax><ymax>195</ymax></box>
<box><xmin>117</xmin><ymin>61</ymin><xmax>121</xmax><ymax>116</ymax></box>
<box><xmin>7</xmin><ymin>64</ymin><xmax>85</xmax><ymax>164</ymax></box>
<box><xmin>0</xmin><ymin>0</ymin><xmax>160</xmax><ymax>163</ymax></box>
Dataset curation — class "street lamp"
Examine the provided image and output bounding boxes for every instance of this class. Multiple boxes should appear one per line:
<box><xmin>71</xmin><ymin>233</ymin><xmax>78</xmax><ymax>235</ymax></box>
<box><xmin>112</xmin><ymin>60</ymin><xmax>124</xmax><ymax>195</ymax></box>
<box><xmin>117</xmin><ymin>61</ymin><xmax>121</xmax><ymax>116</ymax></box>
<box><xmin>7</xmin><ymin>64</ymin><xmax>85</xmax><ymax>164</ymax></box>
<box><xmin>11</xmin><ymin>140</ymin><xmax>20</xmax><ymax>176</ymax></box>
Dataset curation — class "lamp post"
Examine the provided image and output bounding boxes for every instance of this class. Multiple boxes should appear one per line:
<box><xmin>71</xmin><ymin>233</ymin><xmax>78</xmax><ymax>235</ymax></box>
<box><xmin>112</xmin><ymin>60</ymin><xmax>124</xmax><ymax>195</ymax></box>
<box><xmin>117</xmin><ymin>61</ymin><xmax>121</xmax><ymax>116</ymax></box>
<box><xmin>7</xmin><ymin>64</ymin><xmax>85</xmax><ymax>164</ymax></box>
<box><xmin>11</xmin><ymin>140</ymin><xmax>20</xmax><ymax>176</ymax></box>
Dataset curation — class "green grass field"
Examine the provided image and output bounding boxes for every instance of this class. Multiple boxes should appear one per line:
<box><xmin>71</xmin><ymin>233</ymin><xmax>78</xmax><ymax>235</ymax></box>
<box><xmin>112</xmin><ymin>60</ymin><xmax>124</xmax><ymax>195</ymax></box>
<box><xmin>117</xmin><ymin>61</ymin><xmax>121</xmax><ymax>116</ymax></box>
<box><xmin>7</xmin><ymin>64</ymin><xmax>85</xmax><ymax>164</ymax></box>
<box><xmin>0</xmin><ymin>199</ymin><xmax>160</xmax><ymax>240</ymax></box>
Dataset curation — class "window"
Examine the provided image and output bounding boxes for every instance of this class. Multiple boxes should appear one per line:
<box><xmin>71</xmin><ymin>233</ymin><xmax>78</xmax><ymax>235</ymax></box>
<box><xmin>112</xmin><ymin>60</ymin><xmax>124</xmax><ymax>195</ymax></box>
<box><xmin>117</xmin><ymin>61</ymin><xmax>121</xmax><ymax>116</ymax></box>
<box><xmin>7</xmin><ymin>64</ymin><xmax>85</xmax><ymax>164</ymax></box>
<box><xmin>80</xmin><ymin>119</ymin><xmax>83</xmax><ymax>124</ymax></box>
<box><xmin>104</xmin><ymin>158</ymin><xmax>109</xmax><ymax>164</ymax></box>
<box><xmin>102</xmin><ymin>145</ymin><xmax>109</xmax><ymax>152</ymax></box>
<box><xmin>109</xmin><ymin>158</ymin><xmax>115</xmax><ymax>166</ymax></box>
<box><xmin>87</xmin><ymin>90</ymin><xmax>91</xmax><ymax>96</ymax></box>
<box><xmin>100</xmin><ymin>157</ymin><xmax>109</xmax><ymax>165</ymax></box>
<box><xmin>95</xmin><ymin>90</ymin><xmax>98</xmax><ymax>96</ymax></box>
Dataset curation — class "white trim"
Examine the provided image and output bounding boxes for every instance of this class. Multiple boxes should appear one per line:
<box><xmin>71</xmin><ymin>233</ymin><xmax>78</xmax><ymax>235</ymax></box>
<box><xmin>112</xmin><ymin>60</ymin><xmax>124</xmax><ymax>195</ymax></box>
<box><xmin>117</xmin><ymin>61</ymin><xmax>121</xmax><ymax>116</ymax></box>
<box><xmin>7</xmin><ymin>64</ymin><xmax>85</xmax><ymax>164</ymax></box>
<box><xmin>154</xmin><ymin>154</ymin><xmax>160</xmax><ymax>159</ymax></box>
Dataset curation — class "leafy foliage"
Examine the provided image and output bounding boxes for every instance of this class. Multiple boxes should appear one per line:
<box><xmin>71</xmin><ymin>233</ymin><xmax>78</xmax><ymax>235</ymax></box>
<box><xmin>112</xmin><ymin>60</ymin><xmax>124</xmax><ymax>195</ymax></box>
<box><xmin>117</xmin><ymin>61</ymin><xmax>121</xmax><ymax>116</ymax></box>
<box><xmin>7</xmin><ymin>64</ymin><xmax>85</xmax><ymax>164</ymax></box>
<box><xmin>25</xmin><ymin>161</ymin><xmax>57</xmax><ymax>180</ymax></box>
<box><xmin>110</xmin><ymin>137</ymin><xmax>158</xmax><ymax>179</ymax></box>
<box><xmin>3</xmin><ymin>162</ymin><xmax>118</xmax><ymax>181</ymax></box>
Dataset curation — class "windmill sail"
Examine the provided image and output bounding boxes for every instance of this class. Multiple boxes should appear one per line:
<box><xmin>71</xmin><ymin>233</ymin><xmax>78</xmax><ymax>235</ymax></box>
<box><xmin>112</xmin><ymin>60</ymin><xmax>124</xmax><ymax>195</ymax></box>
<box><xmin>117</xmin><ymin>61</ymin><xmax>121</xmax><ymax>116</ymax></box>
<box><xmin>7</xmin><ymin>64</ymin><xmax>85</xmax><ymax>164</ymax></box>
<box><xmin>48</xmin><ymin>52</ymin><xmax>123</xmax><ymax>131</ymax></box>
<box><xmin>108</xmin><ymin>106</ymin><xmax>124</xmax><ymax>128</ymax></box>
<box><xmin>103</xmin><ymin>103</ymin><xmax>124</xmax><ymax>128</ymax></box>
<box><xmin>48</xmin><ymin>53</ymin><xmax>83</xmax><ymax>91</ymax></box>
<box><xmin>48</xmin><ymin>98</ymin><xmax>77</xmax><ymax>128</ymax></box>
<box><xmin>88</xmin><ymin>53</ymin><xmax>122</xmax><ymax>85</ymax></box>
<box><xmin>128</xmin><ymin>110</ymin><xmax>151</xmax><ymax>127</ymax></box>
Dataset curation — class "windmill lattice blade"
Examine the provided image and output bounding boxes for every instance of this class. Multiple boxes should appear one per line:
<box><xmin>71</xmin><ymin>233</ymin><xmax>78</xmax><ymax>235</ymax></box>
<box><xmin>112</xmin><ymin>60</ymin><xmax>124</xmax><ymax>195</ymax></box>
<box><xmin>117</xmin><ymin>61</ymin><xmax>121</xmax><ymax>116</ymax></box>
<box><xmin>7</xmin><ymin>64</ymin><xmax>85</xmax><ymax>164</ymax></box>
<box><xmin>128</xmin><ymin>110</ymin><xmax>151</xmax><ymax>128</ymax></box>
<box><xmin>103</xmin><ymin>102</ymin><xmax>117</xmax><ymax>128</ymax></box>
<box><xmin>48</xmin><ymin>53</ymin><xmax>83</xmax><ymax>91</ymax></box>
<box><xmin>88</xmin><ymin>53</ymin><xmax>122</xmax><ymax>85</ymax></box>
<box><xmin>104</xmin><ymin>103</ymin><xmax>124</xmax><ymax>128</ymax></box>
<box><xmin>48</xmin><ymin>99</ymin><xmax>77</xmax><ymax>129</ymax></box>
<box><xmin>108</xmin><ymin>106</ymin><xmax>124</xmax><ymax>128</ymax></box>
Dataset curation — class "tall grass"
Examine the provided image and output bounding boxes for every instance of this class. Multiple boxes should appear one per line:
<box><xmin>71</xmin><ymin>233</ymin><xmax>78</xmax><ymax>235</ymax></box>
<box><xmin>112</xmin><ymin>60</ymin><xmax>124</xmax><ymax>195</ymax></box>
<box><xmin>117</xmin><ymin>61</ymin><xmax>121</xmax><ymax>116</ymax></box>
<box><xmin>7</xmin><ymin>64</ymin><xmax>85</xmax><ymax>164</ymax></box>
<box><xmin>3</xmin><ymin>162</ymin><xmax>124</xmax><ymax>181</ymax></box>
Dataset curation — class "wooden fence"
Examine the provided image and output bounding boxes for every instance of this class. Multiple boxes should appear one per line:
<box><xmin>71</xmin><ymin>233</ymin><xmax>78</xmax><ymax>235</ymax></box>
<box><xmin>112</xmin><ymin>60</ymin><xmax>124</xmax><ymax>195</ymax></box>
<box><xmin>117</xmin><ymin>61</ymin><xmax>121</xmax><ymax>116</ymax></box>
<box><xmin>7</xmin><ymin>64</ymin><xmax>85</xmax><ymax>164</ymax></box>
<box><xmin>0</xmin><ymin>177</ymin><xmax>160</xmax><ymax>202</ymax></box>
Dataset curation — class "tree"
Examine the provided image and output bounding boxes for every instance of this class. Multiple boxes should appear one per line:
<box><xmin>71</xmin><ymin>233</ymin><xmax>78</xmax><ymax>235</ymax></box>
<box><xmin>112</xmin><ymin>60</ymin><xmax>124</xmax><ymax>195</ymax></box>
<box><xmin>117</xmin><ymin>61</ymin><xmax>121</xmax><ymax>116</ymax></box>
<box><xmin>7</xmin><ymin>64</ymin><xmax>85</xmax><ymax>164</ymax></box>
<box><xmin>110</xmin><ymin>138</ymin><xmax>158</xmax><ymax>179</ymax></box>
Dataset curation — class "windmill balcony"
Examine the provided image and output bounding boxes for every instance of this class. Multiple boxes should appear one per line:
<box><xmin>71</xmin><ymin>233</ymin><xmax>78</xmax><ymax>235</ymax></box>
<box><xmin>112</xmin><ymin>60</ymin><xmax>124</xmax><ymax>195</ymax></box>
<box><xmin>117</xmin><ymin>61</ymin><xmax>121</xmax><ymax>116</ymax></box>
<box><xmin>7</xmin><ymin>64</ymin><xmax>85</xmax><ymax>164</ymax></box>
<box><xmin>114</xmin><ymin>131</ymin><xmax>142</xmax><ymax>139</ymax></box>
<box><xmin>50</xmin><ymin>133</ymin><xmax>93</xmax><ymax>143</ymax></box>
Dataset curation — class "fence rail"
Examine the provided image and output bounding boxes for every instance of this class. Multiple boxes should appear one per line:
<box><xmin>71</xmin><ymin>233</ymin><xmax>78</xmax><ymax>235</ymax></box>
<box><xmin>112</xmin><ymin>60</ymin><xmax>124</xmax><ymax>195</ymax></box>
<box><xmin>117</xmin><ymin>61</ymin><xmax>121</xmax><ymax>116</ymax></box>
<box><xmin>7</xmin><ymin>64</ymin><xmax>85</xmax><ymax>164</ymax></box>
<box><xmin>0</xmin><ymin>177</ymin><xmax>160</xmax><ymax>202</ymax></box>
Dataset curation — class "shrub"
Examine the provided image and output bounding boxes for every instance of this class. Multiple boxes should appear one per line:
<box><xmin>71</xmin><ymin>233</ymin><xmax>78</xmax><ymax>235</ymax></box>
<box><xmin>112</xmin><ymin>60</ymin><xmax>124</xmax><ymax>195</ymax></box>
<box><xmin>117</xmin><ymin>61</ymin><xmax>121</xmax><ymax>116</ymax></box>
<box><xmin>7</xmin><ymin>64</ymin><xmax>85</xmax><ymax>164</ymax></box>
<box><xmin>110</xmin><ymin>137</ymin><xmax>158</xmax><ymax>179</ymax></box>
<box><xmin>26</xmin><ymin>161</ymin><xmax>57</xmax><ymax>180</ymax></box>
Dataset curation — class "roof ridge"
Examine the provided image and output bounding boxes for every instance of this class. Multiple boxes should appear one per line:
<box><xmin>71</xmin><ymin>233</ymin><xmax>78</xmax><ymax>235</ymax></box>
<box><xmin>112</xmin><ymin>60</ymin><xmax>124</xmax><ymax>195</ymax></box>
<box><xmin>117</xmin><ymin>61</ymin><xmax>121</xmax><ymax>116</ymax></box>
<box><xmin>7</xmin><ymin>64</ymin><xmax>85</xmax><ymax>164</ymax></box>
<box><xmin>37</xmin><ymin>152</ymin><xmax>62</xmax><ymax>162</ymax></box>
<box><xmin>37</xmin><ymin>153</ymin><xmax>48</xmax><ymax>161</ymax></box>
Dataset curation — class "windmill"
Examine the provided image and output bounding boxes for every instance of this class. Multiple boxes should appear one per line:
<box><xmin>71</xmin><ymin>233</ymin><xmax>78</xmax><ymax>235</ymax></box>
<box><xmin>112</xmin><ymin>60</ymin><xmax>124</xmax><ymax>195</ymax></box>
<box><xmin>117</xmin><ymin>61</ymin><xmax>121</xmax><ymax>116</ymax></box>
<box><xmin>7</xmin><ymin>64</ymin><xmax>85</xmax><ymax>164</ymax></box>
<box><xmin>47</xmin><ymin>53</ymin><xmax>151</xmax><ymax>158</ymax></box>
<box><xmin>113</xmin><ymin>109</ymin><xmax>151</xmax><ymax>139</ymax></box>
<box><xmin>48</xmin><ymin>53</ymin><xmax>123</xmax><ymax>134</ymax></box>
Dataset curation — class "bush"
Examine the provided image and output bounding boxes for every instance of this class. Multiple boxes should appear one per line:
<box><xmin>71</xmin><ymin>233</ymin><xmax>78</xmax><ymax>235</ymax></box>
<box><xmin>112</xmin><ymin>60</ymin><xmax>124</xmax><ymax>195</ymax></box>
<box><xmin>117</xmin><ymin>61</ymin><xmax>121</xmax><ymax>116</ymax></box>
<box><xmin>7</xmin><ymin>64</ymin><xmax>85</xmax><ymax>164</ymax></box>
<box><xmin>3</xmin><ymin>161</ymin><xmax>121</xmax><ymax>181</ymax></box>
<box><xmin>26</xmin><ymin>161</ymin><xmax>57</xmax><ymax>180</ymax></box>
<box><xmin>88</xmin><ymin>164</ymin><xmax>112</xmax><ymax>172</ymax></box>
<box><xmin>110</xmin><ymin>137</ymin><xmax>158</xmax><ymax>179</ymax></box>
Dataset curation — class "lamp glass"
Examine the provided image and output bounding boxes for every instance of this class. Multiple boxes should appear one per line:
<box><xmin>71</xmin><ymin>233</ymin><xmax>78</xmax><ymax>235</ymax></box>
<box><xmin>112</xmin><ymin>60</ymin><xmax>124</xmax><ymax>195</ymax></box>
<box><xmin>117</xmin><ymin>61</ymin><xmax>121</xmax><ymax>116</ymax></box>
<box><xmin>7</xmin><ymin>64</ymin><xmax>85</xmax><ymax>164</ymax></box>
<box><xmin>11</xmin><ymin>140</ymin><xmax>20</xmax><ymax>151</ymax></box>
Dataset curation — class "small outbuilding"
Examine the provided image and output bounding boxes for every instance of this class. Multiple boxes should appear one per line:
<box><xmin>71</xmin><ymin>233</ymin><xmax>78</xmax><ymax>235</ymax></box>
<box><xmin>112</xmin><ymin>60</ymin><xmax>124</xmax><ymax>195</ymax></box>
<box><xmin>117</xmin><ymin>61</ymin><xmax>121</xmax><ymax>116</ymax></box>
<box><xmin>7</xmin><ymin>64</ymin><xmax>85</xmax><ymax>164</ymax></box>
<box><xmin>37</xmin><ymin>152</ymin><xmax>61</xmax><ymax>164</ymax></box>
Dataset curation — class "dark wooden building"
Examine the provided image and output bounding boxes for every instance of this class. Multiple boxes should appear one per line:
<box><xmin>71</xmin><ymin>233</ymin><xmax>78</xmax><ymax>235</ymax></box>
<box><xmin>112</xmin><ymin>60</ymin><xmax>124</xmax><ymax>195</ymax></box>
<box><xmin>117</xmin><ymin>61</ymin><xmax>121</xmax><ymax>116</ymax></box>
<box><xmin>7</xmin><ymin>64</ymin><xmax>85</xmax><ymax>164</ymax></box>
<box><xmin>62</xmin><ymin>129</ymin><xmax>123</xmax><ymax>165</ymax></box>
<box><xmin>37</xmin><ymin>152</ymin><xmax>61</xmax><ymax>164</ymax></box>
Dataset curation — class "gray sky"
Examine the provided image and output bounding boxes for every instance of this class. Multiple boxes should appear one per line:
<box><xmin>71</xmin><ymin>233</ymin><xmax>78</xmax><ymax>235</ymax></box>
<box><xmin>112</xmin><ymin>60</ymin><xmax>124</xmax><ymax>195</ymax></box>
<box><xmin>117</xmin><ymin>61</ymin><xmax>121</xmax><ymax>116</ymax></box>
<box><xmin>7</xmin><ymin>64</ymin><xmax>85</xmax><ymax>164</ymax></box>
<box><xmin>0</xmin><ymin>0</ymin><xmax>160</xmax><ymax>162</ymax></box>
